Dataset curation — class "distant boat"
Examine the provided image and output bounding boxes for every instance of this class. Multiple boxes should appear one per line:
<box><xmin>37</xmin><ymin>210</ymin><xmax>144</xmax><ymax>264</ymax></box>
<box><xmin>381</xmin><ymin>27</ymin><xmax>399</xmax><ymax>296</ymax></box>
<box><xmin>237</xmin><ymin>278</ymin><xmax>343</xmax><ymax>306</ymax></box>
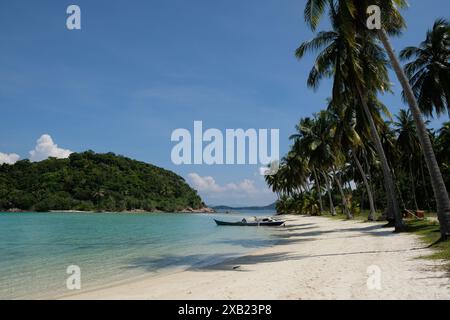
<box><xmin>214</xmin><ymin>217</ymin><xmax>285</xmax><ymax>227</ymax></box>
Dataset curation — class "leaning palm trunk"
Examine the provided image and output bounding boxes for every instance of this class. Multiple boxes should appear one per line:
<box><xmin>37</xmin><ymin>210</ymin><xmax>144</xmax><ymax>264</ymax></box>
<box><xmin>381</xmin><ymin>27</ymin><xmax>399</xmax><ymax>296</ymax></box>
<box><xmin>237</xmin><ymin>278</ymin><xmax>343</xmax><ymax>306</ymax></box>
<box><xmin>333</xmin><ymin>168</ymin><xmax>352</xmax><ymax>219</ymax></box>
<box><xmin>352</xmin><ymin>150</ymin><xmax>376</xmax><ymax>220</ymax></box>
<box><xmin>378</xmin><ymin>29</ymin><xmax>450</xmax><ymax>239</ymax></box>
<box><xmin>409</xmin><ymin>158</ymin><xmax>419</xmax><ymax>211</ymax></box>
<box><xmin>322</xmin><ymin>171</ymin><xmax>336</xmax><ymax>216</ymax></box>
<box><xmin>313</xmin><ymin>167</ymin><xmax>324</xmax><ymax>214</ymax></box>
<box><xmin>363</xmin><ymin>150</ymin><xmax>377</xmax><ymax>212</ymax></box>
<box><xmin>419</xmin><ymin>158</ymin><xmax>432</xmax><ymax>211</ymax></box>
<box><xmin>356</xmin><ymin>84</ymin><xmax>404</xmax><ymax>231</ymax></box>
<box><xmin>361</xmin><ymin>187</ymin><xmax>365</xmax><ymax>212</ymax></box>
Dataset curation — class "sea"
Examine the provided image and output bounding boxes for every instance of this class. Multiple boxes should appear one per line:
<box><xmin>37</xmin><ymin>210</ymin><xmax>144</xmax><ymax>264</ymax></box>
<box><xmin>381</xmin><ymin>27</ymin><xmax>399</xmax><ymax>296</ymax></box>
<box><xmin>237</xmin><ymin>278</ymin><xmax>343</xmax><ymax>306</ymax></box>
<box><xmin>0</xmin><ymin>210</ymin><xmax>281</xmax><ymax>299</ymax></box>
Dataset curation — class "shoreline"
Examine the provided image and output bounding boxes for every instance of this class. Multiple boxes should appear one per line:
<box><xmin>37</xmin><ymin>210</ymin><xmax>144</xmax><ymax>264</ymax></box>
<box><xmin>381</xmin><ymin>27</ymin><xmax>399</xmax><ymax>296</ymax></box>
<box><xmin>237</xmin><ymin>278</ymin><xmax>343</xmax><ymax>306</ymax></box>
<box><xmin>63</xmin><ymin>215</ymin><xmax>450</xmax><ymax>300</ymax></box>
<box><xmin>0</xmin><ymin>207</ymin><xmax>216</xmax><ymax>214</ymax></box>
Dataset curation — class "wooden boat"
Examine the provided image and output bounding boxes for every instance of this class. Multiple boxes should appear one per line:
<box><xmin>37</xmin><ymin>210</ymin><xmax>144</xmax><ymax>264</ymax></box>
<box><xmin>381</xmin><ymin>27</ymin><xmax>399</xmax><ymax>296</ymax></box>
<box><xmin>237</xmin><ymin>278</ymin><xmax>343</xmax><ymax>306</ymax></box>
<box><xmin>214</xmin><ymin>218</ymin><xmax>285</xmax><ymax>227</ymax></box>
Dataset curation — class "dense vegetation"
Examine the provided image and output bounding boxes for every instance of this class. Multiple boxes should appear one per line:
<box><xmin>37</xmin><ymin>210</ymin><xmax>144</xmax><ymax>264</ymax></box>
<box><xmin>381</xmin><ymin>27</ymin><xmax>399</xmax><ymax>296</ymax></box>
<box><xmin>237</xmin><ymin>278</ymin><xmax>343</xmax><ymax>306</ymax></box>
<box><xmin>269</xmin><ymin>112</ymin><xmax>450</xmax><ymax>217</ymax></box>
<box><xmin>0</xmin><ymin>151</ymin><xmax>204</xmax><ymax>212</ymax></box>
<box><xmin>266</xmin><ymin>1</ymin><xmax>450</xmax><ymax>239</ymax></box>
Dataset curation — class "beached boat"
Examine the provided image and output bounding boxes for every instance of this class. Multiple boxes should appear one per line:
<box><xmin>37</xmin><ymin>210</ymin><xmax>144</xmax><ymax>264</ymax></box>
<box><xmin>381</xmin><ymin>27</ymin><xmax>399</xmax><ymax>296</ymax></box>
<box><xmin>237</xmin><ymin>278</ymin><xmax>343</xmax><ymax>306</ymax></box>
<box><xmin>214</xmin><ymin>218</ymin><xmax>285</xmax><ymax>227</ymax></box>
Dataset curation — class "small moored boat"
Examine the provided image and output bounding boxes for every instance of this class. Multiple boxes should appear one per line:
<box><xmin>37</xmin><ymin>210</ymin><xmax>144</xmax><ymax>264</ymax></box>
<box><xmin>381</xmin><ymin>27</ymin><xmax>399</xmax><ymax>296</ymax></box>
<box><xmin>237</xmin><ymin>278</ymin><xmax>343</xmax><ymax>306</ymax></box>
<box><xmin>214</xmin><ymin>217</ymin><xmax>285</xmax><ymax>227</ymax></box>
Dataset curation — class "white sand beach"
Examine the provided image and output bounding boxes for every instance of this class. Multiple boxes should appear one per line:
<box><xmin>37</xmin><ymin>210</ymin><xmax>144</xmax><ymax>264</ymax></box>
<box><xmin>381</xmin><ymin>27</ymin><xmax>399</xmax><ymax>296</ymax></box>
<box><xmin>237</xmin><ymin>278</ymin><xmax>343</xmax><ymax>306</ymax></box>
<box><xmin>63</xmin><ymin>215</ymin><xmax>450</xmax><ymax>300</ymax></box>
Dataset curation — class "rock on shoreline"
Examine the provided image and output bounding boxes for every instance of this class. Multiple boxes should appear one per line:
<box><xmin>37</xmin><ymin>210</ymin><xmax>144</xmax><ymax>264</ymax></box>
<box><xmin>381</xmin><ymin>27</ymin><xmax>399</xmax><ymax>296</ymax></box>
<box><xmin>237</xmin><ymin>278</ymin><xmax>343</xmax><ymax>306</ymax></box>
<box><xmin>181</xmin><ymin>207</ymin><xmax>216</xmax><ymax>214</ymax></box>
<box><xmin>2</xmin><ymin>208</ymin><xmax>26</xmax><ymax>213</ymax></box>
<box><xmin>1</xmin><ymin>207</ymin><xmax>216</xmax><ymax>214</ymax></box>
<box><xmin>122</xmin><ymin>207</ymin><xmax>216</xmax><ymax>214</ymax></box>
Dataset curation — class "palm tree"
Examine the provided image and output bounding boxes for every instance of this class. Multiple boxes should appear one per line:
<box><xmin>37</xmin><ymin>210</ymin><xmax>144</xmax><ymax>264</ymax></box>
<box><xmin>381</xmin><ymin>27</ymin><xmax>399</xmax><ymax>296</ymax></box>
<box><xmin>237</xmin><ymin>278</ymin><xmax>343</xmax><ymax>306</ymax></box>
<box><xmin>320</xmin><ymin>109</ymin><xmax>353</xmax><ymax>219</ymax></box>
<box><xmin>284</xmin><ymin>152</ymin><xmax>310</xmax><ymax>196</ymax></box>
<box><xmin>351</xmin><ymin>98</ymin><xmax>390</xmax><ymax>220</ymax></box>
<box><xmin>317</xmin><ymin>111</ymin><xmax>352</xmax><ymax>218</ymax></box>
<box><xmin>332</xmin><ymin>164</ymin><xmax>353</xmax><ymax>219</ymax></box>
<box><xmin>394</xmin><ymin>109</ymin><xmax>421</xmax><ymax>210</ymax></box>
<box><xmin>296</xmin><ymin>2</ymin><xmax>404</xmax><ymax>230</ymax></box>
<box><xmin>302</xmin><ymin>0</ymin><xmax>450</xmax><ymax>239</ymax></box>
<box><xmin>400</xmin><ymin>19</ymin><xmax>450</xmax><ymax>118</ymax></box>
<box><xmin>265</xmin><ymin>152</ymin><xmax>309</xmax><ymax>199</ymax></box>
<box><xmin>322</xmin><ymin>170</ymin><xmax>336</xmax><ymax>216</ymax></box>
<box><xmin>290</xmin><ymin>118</ymin><xmax>325</xmax><ymax>213</ymax></box>
<box><xmin>312</xmin><ymin>167</ymin><xmax>324</xmax><ymax>214</ymax></box>
<box><xmin>275</xmin><ymin>195</ymin><xmax>290</xmax><ymax>214</ymax></box>
<box><xmin>265</xmin><ymin>169</ymin><xmax>282</xmax><ymax>198</ymax></box>
<box><xmin>329</xmin><ymin>101</ymin><xmax>377</xmax><ymax>220</ymax></box>
<box><xmin>292</xmin><ymin>112</ymin><xmax>338</xmax><ymax>216</ymax></box>
<box><xmin>301</xmin><ymin>192</ymin><xmax>321</xmax><ymax>215</ymax></box>
<box><xmin>437</xmin><ymin>122</ymin><xmax>450</xmax><ymax>164</ymax></box>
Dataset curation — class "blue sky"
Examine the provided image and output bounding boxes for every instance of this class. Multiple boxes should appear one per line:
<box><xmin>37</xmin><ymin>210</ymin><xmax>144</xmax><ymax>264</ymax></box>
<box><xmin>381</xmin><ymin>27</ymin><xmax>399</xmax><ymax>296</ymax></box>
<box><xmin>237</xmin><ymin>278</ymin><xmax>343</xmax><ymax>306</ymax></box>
<box><xmin>0</xmin><ymin>0</ymin><xmax>449</xmax><ymax>206</ymax></box>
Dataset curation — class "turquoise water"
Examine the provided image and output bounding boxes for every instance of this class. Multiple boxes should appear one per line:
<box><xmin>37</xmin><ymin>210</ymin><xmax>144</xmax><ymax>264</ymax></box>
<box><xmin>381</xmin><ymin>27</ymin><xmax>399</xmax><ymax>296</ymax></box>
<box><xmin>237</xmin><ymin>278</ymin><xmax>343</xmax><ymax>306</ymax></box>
<box><xmin>0</xmin><ymin>211</ymin><xmax>279</xmax><ymax>299</ymax></box>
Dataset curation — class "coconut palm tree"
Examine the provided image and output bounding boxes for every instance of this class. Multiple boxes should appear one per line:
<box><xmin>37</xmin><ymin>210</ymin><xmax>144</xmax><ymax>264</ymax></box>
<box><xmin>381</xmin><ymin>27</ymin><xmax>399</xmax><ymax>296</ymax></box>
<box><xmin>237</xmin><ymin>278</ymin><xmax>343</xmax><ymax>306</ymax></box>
<box><xmin>400</xmin><ymin>18</ymin><xmax>450</xmax><ymax>118</ymax></box>
<box><xmin>437</xmin><ymin>122</ymin><xmax>450</xmax><ymax>164</ymax></box>
<box><xmin>296</xmin><ymin>2</ymin><xmax>404</xmax><ymax>230</ymax></box>
<box><xmin>290</xmin><ymin>118</ymin><xmax>325</xmax><ymax>214</ymax></box>
<box><xmin>265</xmin><ymin>169</ymin><xmax>282</xmax><ymax>198</ymax></box>
<box><xmin>284</xmin><ymin>151</ymin><xmax>310</xmax><ymax>195</ymax></box>
<box><xmin>301</xmin><ymin>192</ymin><xmax>321</xmax><ymax>215</ymax></box>
<box><xmin>322</xmin><ymin>170</ymin><xmax>336</xmax><ymax>216</ymax></box>
<box><xmin>292</xmin><ymin>112</ymin><xmax>338</xmax><ymax>216</ymax></box>
<box><xmin>275</xmin><ymin>195</ymin><xmax>290</xmax><ymax>214</ymax></box>
<box><xmin>311</xmin><ymin>167</ymin><xmax>324</xmax><ymax>214</ymax></box>
<box><xmin>318</xmin><ymin>108</ymin><xmax>353</xmax><ymax>219</ymax></box>
<box><xmin>332</xmin><ymin>164</ymin><xmax>353</xmax><ymax>219</ymax></box>
<box><xmin>265</xmin><ymin>151</ymin><xmax>310</xmax><ymax>199</ymax></box>
<box><xmin>394</xmin><ymin>109</ymin><xmax>421</xmax><ymax>210</ymax></box>
<box><xmin>329</xmin><ymin>100</ymin><xmax>377</xmax><ymax>220</ymax></box>
<box><xmin>302</xmin><ymin>0</ymin><xmax>450</xmax><ymax>239</ymax></box>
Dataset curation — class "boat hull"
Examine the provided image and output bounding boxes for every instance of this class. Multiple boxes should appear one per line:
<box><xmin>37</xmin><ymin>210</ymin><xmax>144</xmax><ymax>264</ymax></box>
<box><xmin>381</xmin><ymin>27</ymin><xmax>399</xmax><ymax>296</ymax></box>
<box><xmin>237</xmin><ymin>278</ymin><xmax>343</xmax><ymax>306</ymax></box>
<box><xmin>214</xmin><ymin>219</ymin><xmax>285</xmax><ymax>227</ymax></box>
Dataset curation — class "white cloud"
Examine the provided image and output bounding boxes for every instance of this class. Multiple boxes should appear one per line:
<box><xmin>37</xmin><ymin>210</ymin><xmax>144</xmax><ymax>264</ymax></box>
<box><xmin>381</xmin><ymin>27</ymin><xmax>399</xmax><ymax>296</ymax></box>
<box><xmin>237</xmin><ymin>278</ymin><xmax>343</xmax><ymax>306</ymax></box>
<box><xmin>187</xmin><ymin>173</ymin><xmax>258</xmax><ymax>194</ymax></box>
<box><xmin>188</xmin><ymin>173</ymin><xmax>224</xmax><ymax>193</ymax></box>
<box><xmin>223</xmin><ymin>179</ymin><xmax>258</xmax><ymax>194</ymax></box>
<box><xmin>0</xmin><ymin>152</ymin><xmax>20</xmax><ymax>165</ymax></box>
<box><xmin>29</xmin><ymin>134</ymin><xmax>73</xmax><ymax>162</ymax></box>
<box><xmin>187</xmin><ymin>173</ymin><xmax>276</xmax><ymax>206</ymax></box>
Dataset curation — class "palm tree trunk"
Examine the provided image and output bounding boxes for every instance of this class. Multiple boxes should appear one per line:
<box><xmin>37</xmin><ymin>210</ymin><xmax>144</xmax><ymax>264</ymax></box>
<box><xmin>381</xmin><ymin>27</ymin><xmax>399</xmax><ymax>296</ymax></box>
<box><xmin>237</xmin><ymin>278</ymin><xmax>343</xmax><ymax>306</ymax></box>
<box><xmin>409</xmin><ymin>158</ymin><xmax>419</xmax><ymax>211</ymax></box>
<box><xmin>356</xmin><ymin>83</ymin><xmax>403</xmax><ymax>231</ymax></box>
<box><xmin>352</xmin><ymin>150</ymin><xmax>376</xmax><ymax>220</ymax></box>
<box><xmin>378</xmin><ymin>29</ymin><xmax>450</xmax><ymax>239</ymax></box>
<box><xmin>333</xmin><ymin>167</ymin><xmax>352</xmax><ymax>219</ymax></box>
<box><xmin>313</xmin><ymin>167</ymin><xmax>324</xmax><ymax>214</ymax></box>
<box><xmin>361</xmin><ymin>187</ymin><xmax>365</xmax><ymax>213</ymax></box>
<box><xmin>420</xmin><ymin>158</ymin><xmax>432</xmax><ymax>211</ymax></box>
<box><xmin>363</xmin><ymin>150</ymin><xmax>377</xmax><ymax>212</ymax></box>
<box><xmin>391</xmin><ymin>167</ymin><xmax>407</xmax><ymax>211</ymax></box>
<box><xmin>322</xmin><ymin>171</ymin><xmax>336</xmax><ymax>216</ymax></box>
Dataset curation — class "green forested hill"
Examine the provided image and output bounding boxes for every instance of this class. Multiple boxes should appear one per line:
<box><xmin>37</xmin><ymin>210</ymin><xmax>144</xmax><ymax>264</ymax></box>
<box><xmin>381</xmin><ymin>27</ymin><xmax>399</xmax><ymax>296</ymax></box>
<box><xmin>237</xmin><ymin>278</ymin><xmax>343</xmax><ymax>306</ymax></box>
<box><xmin>0</xmin><ymin>151</ymin><xmax>204</xmax><ymax>212</ymax></box>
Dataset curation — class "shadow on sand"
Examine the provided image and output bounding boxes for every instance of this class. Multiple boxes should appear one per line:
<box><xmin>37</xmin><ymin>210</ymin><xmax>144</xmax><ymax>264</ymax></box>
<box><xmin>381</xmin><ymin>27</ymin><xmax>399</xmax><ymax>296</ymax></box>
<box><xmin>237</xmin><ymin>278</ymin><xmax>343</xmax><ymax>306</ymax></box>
<box><xmin>126</xmin><ymin>251</ymin><xmax>305</xmax><ymax>273</ymax></box>
<box><xmin>125</xmin><ymin>220</ymin><xmax>428</xmax><ymax>274</ymax></box>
